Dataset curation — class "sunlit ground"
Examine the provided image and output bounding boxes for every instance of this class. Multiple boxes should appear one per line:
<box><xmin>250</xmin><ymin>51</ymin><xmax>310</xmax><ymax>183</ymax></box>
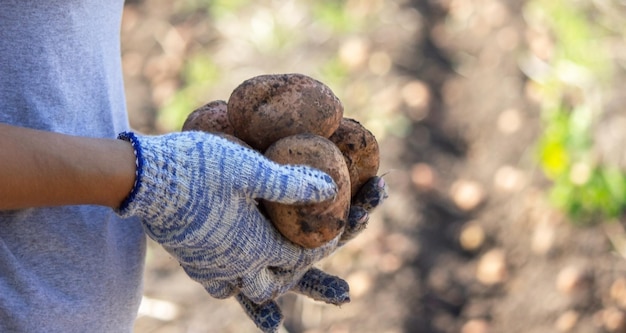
<box><xmin>123</xmin><ymin>1</ymin><xmax>626</xmax><ymax>332</ymax></box>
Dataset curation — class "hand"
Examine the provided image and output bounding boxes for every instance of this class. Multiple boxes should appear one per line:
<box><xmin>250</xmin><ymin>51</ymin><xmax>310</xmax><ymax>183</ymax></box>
<box><xmin>116</xmin><ymin>131</ymin><xmax>340</xmax><ymax>293</ymax></box>
<box><xmin>236</xmin><ymin>175</ymin><xmax>389</xmax><ymax>332</ymax></box>
<box><xmin>115</xmin><ymin>130</ymin><xmax>388</xmax><ymax>333</ymax></box>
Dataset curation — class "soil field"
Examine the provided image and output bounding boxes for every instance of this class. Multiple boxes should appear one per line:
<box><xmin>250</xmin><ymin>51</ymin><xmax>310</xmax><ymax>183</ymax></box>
<box><xmin>124</xmin><ymin>1</ymin><xmax>626</xmax><ymax>332</ymax></box>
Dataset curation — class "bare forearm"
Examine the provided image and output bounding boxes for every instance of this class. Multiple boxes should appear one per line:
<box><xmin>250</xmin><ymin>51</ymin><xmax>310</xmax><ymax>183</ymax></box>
<box><xmin>0</xmin><ymin>123</ymin><xmax>137</xmax><ymax>210</ymax></box>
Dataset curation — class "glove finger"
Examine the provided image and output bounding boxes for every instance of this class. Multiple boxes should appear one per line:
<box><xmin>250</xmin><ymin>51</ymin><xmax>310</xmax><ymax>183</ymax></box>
<box><xmin>351</xmin><ymin>175</ymin><xmax>388</xmax><ymax>212</ymax></box>
<box><xmin>337</xmin><ymin>176</ymin><xmax>387</xmax><ymax>246</ymax></box>
<box><xmin>291</xmin><ymin>267</ymin><xmax>350</xmax><ymax>305</ymax></box>
<box><xmin>248</xmin><ymin>163</ymin><xmax>338</xmax><ymax>205</ymax></box>
<box><xmin>240</xmin><ymin>268</ymin><xmax>299</xmax><ymax>304</ymax></box>
<box><xmin>198</xmin><ymin>132</ymin><xmax>335</xmax><ymax>204</ymax></box>
<box><xmin>338</xmin><ymin>206</ymin><xmax>369</xmax><ymax>246</ymax></box>
<box><xmin>235</xmin><ymin>293</ymin><xmax>283</xmax><ymax>333</ymax></box>
<box><xmin>201</xmin><ymin>279</ymin><xmax>237</xmax><ymax>299</ymax></box>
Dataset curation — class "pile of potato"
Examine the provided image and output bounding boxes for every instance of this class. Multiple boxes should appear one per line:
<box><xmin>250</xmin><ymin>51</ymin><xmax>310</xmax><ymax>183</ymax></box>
<box><xmin>182</xmin><ymin>73</ymin><xmax>380</xmax><ymax>248</ymax></box>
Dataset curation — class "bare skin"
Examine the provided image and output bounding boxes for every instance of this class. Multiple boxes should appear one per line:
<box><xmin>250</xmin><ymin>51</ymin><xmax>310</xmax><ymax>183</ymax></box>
<box><xmin>0</xmin><ymin>123</ymin><xmax>137</xmax><ymax>210</ymax></box>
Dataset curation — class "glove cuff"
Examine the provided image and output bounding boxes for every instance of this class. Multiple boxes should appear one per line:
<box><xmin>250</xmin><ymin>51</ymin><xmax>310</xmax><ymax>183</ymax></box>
<box><xmin>116</xmin><ymin>131</ymin><xmax>147</xmax><ymax>217</ymax></box>
<box><xmin>114</xmin><ymin>131</ymin><xmax>210</xmax><ymax>235</ymax></box>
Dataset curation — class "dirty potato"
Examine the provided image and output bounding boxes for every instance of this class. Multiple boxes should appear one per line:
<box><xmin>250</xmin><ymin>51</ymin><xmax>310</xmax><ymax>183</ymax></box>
<box><xmin>227</xmin><ymin>73</ymin><xmax>344</xmax><ymax>151</ymax></box>
<box><xmin>329</xmin><ymin>118</ymin><xmax>380</xmax><ymax>197</ymax></box>
<box><xmin>182</xmin><ymin>100</ymin><xmax>235</xmax><ymax>135</ymax></box>
<box><xmin>263</xmin><ymin>133</ymin><xmax>351</xmax><ymax>248</ymax></box>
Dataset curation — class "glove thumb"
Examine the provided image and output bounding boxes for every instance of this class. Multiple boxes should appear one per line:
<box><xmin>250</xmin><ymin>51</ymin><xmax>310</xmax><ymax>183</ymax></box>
<box><xmin>248</xmin><ymin>163</ymin><xmax>338</xmax><ymax>205</ymax></box>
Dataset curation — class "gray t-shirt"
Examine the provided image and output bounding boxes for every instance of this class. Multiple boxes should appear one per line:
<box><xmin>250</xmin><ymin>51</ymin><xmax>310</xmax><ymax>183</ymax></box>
<box><xmin>0</xmin><ymin>0</ymin><xmax>146</xmax><ymax>332</ymax></box>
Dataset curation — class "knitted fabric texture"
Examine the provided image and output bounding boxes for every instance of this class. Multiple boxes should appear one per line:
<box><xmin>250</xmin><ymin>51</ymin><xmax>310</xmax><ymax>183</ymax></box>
<box><xmin>236</xmin><ymin>176</ymin><xmax>388</xmax><ymax>332</ymax></box>
<box><xmin>116</xmin><ymin>131</ymin><xmax>344</xmax><ymax>299</ymax></box>
<box><xmin>115</xmin><ymin>131</ymin><xmax>387</xmax><ymax>333</ymax></box>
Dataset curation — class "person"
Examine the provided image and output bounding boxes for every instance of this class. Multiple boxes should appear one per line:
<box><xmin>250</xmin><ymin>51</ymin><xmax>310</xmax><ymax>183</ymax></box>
<box><xmin>0</xmin><ymin>1</ymin><xmax>386</xmax><ymax>333</ymax></box>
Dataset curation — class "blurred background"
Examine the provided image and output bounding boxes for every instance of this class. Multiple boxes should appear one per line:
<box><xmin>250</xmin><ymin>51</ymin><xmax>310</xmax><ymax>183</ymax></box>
<box><xmin>122</xmin><ymin>0</ymin><xmax>626</xmax><ymax>332</ymax></box>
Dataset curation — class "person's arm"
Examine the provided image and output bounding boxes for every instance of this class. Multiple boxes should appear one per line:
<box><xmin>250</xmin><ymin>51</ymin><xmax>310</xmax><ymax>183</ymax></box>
<box><xmin>0</xmin><ymin>123</ymin><xmax>136</xmax><ymax>210</ymax></box>
<box><xmin>0</xmin><ymin>124</ymin><xmax>388</xmax><ymax>332</ymax></box>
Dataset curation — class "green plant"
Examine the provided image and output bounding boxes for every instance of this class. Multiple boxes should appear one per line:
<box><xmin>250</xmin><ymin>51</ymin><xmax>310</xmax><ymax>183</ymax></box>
<box><xmin>528</xmin><ymin>0</ymin><xmax>626</xmax><ymax>222</ymax></box>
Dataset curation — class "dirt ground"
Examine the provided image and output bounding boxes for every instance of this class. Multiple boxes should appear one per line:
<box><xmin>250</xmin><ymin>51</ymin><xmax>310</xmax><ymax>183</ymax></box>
<box><xmin>124</xmin><ymin>1</ymin><xmax>626</xmax><ymax>332</ymax></box>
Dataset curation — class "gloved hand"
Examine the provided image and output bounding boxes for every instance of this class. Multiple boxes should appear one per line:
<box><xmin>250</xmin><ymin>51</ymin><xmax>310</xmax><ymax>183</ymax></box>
<box><xmin>114</xmin><ymin>131</ymin><xmax>380</xmax><ymax>331</ymax></box>
<box><xmin>235</xmin><ymin>175</ymin><xmax>388</xmax><ymax>332</ymax></box>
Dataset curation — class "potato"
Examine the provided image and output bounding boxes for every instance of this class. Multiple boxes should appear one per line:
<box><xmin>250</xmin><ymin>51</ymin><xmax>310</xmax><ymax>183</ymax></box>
<box><xmin>227</xmin><ymin>73</ymin><xmax>344</xmax><ymax>151</ymax></box>
<box><xmin>181</xmin><ymin>74</ymin><xmax>383</xmax><ymax>248</ymax></box>
<box><xmin>263</xmin><ymin>133</ymin><xmax>351</xmax><ymax>248</ymax></box>
<box><xmin>213</xmin><ymin>132</ymin><xmax>253</xmax><ymax>149</ymax></box>
<box><xmin>181</xmin><ymin>100</ymin><xmax>252</xmax><ymax>148</ymax></box>
<box><xmin>182</xmin><ymin>100</ymin><xmax>235</xmax><ymax>135</ymax></box>
<box><xmin>329</xmin><ymin>118</ymin><xmax>380</xmax><ymax>198</ymax></box>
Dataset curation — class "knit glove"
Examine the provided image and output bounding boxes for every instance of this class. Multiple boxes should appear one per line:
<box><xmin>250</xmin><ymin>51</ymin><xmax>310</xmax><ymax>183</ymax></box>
<box><xmin>115</xmin><ymin>131</ymin><xmax>352</xmax><ymax>327</ymax></box>
<box><xmin>235</xmin><ymin>175</ymin><xmax>388</xmax><ymax>332</ymax></box>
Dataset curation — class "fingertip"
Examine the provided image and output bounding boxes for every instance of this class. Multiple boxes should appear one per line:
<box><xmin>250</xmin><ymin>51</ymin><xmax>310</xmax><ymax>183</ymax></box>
<box><xmin>378</xmin><ymin>176</ymin><xmax>389</xmax><ymax>199</ymax></box>
<box><xmin>321</xmin><ymin>173</ymin><xmax>335</xmax><ymax>185</ymax></box>
<box><xmin>269</xmin><ymin>165</ymin><xmax>338</xmax><ymax>204</ymax></box>
<box><xmin>321</xmin><ymin>276</ymin><xmax>351</xmax><ymax>305</ymax></box>
<box><xmin>250</xmin><ymin>165</ymin><xmax>338</xmax><ymax>204</ymax></box>
<box><xmin>235</xmin><ymin>294</ymin><xmax>284</xmax><ymax>333</ymax></box>
<box><xmin>292</xmin><ymin>268</ymin><xmax>351</xmax><ymax>306</ymax></box>
<box><xmin>303</xmin><ymin>167</ymin><xmax>338</xmax><ymax>202</ymax></box>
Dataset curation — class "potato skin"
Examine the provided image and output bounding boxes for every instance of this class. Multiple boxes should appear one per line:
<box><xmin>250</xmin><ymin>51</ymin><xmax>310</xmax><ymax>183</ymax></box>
<box><xmin>213</xmin><ymin>132</ymin><xmax>253</xmax><ymax>149</ymax></box>
<box><xmin>329</xmin><ymin>118</ymin><xmax>380</xmax><ymax>197</ymax></box>
<box><xmin>182</xmin><ymin>100</ymin><xmax>235</xmax><ymax>135</ymax></box>
<box><xmin>263</xmin><ymin>134</ymin><xmax>351</xmax><ymax>248</ymax></box>
<box><xmin>181</xmin><ymin>75</ymin><xmax>381</xmax><ymax>248</ymax></box>
<box><xmin>227</xmin><ymin>73</ymin><xmax>344</xmax><ymax>151</ymax></box>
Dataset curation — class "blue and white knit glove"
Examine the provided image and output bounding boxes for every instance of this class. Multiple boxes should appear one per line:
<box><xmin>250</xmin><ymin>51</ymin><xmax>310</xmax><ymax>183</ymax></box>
<box><xmin>115</xmin><ymin>131</ymin><xmax>350</xmax><ymax>330</ymax></box>
<box><xmin>236</xmin><ymin>175</ymin><xmax>387</xmax><ymax>332</ymax></box>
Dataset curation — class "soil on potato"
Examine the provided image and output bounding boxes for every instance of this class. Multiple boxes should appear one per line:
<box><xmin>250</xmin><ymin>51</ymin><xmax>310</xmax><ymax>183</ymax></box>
<box><xmin>227</xmin><ymin>73</ymin><xmax>344</xmax><ymax>151</ymax></box>
<box><xmin>125</xmin><ymin>1</ymin><xmax>626</xmax><ymax>333</ymax></box>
